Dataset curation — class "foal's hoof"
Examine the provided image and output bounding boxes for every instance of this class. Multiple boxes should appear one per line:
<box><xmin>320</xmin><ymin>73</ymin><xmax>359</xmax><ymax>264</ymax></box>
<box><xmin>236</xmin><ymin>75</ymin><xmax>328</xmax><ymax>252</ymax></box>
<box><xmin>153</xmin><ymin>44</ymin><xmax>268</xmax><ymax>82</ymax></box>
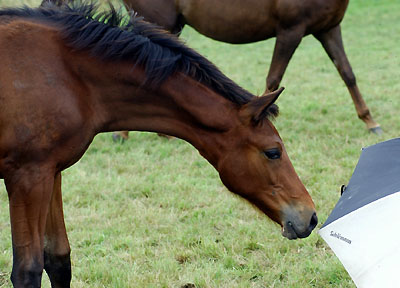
<box><xmin>112</xmin><ymin>133</ymin><xmax>126</xmax><ymax>143</ymax></box>
<box><xmin>369</xmin><ymin>126</ymin><xmax>383</xmax><ymax>135</ymax></box>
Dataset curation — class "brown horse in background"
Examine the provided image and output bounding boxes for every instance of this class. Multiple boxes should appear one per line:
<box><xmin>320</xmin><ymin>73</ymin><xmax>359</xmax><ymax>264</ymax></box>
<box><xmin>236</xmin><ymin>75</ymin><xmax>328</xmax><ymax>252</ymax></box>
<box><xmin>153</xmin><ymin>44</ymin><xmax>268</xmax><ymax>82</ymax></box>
<box><xmin>0</xmin><ymin>3</ymin><xmax>317</xmax><ymax>287</ymax></box>
<box><xmin>113</xmin><ymin>0</ymin><xmax>381</xmax><ymax>141</ymax></box>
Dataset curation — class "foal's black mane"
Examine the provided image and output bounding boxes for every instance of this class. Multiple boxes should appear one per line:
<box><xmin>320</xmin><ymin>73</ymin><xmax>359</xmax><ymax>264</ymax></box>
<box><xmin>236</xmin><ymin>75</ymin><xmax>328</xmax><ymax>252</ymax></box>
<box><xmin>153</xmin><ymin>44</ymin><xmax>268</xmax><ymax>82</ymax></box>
<box><xmin>0</xmin><ymin>1</ymin><xmax>278</xmax><ymax>115</ymax></box>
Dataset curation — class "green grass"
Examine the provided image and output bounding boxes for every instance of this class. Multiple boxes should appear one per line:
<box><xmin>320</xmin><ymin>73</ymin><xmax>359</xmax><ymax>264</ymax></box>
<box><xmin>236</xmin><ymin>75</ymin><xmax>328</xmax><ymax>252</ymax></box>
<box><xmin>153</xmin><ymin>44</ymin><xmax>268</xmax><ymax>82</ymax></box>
<box><xmin>1</xmin><ymin>0</ymin><xmax>400</xmax><ymax>287</ymax></box>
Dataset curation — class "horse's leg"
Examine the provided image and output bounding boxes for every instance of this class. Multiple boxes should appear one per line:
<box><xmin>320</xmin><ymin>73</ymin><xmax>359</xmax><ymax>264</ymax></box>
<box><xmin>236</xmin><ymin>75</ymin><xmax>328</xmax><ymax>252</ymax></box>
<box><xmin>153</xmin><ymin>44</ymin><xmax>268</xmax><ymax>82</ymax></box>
<box><xmin>265</xmin><ymin>27</ymin><xmax>305</xmax><ymax>93</ymax></box>
<box><xmin>6</xmin><ymin>167</ymin><xmax>55</xmax><ymax>288</ymax></box>
<box><xmin>314</xmin><ymin>25</ymin><xmax>381</xmax><ymax>134</ymax></box>
<box><xmin>124</xmin><ymin>0</ymin><xmax>184</xmax><ymax>34</ymax></box>
<box><xmin>112</xmin><ymin>131</ymin><xmax>130</xmax><ymax>142</ymax></box>
<box><xmin>43</xmin><ymin>173</ymin><xmax>71</xmax><ymax>288</ymax></box>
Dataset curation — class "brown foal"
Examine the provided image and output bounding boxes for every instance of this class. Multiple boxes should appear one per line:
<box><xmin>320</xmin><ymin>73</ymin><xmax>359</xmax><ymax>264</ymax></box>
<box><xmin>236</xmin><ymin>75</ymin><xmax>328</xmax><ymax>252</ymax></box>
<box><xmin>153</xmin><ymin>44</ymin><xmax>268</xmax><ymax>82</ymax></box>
<box><xmin>0</xmin><ymin>3</ymin><xmax>317</xmax><ymax>287</ymax></box>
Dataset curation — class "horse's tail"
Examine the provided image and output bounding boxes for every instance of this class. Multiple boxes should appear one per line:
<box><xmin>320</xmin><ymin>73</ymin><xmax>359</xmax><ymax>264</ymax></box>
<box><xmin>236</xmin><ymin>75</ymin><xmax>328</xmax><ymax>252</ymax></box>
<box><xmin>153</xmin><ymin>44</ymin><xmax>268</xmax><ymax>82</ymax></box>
<box><xmin>40</xmin><ymin>0</ymin><xmax>67</xmax><ymax>8</ymax></box>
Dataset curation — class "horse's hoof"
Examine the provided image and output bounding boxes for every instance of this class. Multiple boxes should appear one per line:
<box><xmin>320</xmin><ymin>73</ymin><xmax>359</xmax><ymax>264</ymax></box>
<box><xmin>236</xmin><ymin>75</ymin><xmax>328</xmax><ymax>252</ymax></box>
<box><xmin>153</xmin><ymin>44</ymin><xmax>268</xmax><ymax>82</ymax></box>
<box><xmin>157</xmin><ymin>133</ymin><xmax>173</xmax><ymax>139</ymax></box>
<box><xmin>369</xmin><ymin>126</ymin><xmax>383</xmax><ymax>135</ymax></box>
<box><xmin>112</xmin><ymin>133</ymin><xmax>125</xmax><ymax>143</ymax></box>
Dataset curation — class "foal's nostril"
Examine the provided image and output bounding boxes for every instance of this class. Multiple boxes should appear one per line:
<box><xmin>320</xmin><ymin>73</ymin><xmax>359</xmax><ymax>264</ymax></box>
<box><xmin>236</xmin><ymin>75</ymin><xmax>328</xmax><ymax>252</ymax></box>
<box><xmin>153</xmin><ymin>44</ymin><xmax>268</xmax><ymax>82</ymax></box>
<box><xmin>309</xmin><ymin>212</ymin><xmax>318</xmax><ymax>231</ymax></box>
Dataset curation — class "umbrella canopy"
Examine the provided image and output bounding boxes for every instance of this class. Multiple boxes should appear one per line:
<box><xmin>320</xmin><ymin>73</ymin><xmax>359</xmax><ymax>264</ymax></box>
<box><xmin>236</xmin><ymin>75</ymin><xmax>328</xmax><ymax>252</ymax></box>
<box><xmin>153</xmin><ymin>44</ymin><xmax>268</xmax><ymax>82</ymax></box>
<box><xmin>319</xmin><ymin>138</ymin><xmax>400</xmax><ymax>288</ymax></box>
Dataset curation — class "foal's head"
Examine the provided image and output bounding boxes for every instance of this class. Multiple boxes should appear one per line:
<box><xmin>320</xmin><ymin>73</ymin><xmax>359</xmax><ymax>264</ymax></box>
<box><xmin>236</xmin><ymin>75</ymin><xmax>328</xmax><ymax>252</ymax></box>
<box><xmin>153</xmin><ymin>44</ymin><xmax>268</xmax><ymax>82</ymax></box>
<box><xmin>217</xmin><ymin>88</ymin><xmax>317</xmax><ymax>239</ymax></box>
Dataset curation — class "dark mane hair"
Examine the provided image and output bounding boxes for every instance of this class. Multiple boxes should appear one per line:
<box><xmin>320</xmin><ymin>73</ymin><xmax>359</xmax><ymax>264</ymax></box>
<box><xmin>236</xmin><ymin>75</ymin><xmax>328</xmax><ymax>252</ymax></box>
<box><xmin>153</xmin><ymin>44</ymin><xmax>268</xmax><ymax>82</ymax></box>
<box><xmin>0</xmin><ymin>1</ymin><xmax>279</xmax><ymax>116</ymax></box>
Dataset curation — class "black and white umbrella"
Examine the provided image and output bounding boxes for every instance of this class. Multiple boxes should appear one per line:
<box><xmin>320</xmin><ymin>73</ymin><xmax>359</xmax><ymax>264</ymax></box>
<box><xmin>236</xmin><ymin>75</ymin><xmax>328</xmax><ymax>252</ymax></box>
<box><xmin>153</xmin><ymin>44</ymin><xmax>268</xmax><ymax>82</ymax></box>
<box><xmin>319</xmin><ymin>138</ymin><xmax>400</xmax><ymax>288</ymax></box>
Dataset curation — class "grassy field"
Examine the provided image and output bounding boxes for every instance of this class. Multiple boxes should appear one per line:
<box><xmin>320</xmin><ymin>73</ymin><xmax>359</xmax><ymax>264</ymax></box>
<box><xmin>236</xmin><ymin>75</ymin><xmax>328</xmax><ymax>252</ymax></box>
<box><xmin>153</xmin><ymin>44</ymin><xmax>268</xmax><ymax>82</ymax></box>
<box><xmin>1</xmin><ymin>0</ymin><xmax>399</xmax><ymax>287</ymax></box>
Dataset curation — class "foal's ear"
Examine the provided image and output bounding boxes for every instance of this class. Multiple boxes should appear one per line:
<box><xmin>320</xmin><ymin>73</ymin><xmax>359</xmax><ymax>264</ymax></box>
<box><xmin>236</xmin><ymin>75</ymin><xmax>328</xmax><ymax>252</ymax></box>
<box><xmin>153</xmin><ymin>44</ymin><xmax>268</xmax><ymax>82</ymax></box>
<box><xmin>240</xmin><ymin>87</ymin><xmax>284</xmax><ymax>124</ymax></box>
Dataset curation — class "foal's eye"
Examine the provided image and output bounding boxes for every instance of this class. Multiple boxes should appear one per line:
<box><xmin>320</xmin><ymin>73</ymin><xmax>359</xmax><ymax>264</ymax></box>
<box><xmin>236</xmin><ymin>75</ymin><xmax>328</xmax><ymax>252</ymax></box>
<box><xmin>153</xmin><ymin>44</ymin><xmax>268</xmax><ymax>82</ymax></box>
<box><xmin>263</xmin><ymin>148</ymin><xmax>281</xmax><ymax>160</ymax></box>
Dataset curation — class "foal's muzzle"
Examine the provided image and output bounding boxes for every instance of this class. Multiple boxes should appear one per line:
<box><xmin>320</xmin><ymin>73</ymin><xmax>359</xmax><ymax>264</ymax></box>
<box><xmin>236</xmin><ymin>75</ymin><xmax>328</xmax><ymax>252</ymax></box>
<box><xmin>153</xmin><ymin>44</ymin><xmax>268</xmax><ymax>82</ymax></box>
<box><xmin>281</xmin><ymin>209</ymin><xmax>318</xmax><ymax>240</ymax></box>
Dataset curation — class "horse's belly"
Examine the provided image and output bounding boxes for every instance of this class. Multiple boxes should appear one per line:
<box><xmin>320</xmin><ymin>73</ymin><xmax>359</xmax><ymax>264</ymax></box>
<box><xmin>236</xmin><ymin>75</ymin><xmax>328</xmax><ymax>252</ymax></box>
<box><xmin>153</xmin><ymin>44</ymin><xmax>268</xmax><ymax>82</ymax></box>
<box><xmin>180</xmin><ymin>0</ymin><xmax>276</xmax><ymax>44</ymax></box>
<box><xmin>190</xmin><ymin>23</ymin><xmax>276</xmax><ymax>44</ymax></box>
<box><xmin>190</xmin><ymin>21</ymin><xmax>275</xmax><ymax>44</ymax></box>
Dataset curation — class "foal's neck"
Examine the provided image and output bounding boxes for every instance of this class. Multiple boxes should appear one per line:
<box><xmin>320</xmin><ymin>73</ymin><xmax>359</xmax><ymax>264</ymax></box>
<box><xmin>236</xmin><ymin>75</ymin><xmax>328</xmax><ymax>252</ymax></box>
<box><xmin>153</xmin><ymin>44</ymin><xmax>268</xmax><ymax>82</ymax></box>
<box><xmin>84</xmin><ymin>60</ymin><xmax>241</xmax><ymax>166</ymax></box>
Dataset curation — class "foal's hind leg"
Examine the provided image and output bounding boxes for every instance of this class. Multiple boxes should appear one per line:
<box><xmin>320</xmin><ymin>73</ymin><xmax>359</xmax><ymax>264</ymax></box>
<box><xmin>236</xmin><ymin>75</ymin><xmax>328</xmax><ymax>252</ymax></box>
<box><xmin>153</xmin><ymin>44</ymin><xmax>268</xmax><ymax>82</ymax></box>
<box><xmin>44</xmin><ymin>173</ymin><xmax>71</xmax><ymax>288</ymax></box>
<box><xmin>5</xmin><ymin>166</ymin><xmax>55</xmax><ymax>288</ymax></box>
<box><xmin>265</xmin><ymin>26</ymin><xmax>305</xmax><ymax>93</ymax></box>
<box><xmin>314</xmin><ymin>25</ymin><xmax>381</xmax><ymax>134</ymax></box>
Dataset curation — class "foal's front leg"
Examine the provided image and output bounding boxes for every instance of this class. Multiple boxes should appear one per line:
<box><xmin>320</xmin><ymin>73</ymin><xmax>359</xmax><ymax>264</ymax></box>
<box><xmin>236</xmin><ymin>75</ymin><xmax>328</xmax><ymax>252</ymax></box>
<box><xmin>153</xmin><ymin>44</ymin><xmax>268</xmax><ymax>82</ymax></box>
<box><xmin>5</xmin><ymin>166</ymin><xmax>55</xmax><ymax>288</ymax></box>
<box><xmin>44</xmin><ymin>173</ymin><xmax>71</xmax><ymax>288</ymax></box>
